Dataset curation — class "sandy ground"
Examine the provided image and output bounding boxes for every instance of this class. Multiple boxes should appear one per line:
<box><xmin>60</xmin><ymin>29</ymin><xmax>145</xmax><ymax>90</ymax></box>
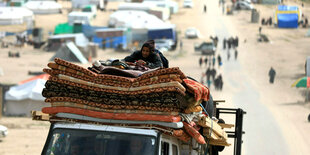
<box><xmin>1</xmin><ymin>0</ymin><xmax>310</xmax><ymax>154</ymax></box>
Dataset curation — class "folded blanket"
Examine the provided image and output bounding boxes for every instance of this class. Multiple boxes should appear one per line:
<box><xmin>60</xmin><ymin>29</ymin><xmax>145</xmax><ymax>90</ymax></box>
<box><xmin>43</xmin><ymin>89</ymin><xmax>178</xmax><ymax>109</ymax></box>
<box><xmin>57</xmin><ymin>74</ymin><xmax>186</xmax><ymax>92</ymax></box>
<box><xmin>42</xmin><ymin>107</ymin><xmax>182</xmax><ymax>122</ymax></box>
<box><xmin>55</xmin><ymin>113</ymin><xmax>183</xmax><ymax>129</ymax></box>
<box><xmin>44</xmin><ymin>68</ymin><xmax>132</xmax><ymax>88</ymax></box>
<box><xmin>46</xmin><ymin>97</ymin><xmax>179</xmax><ymax>112</ymax></box>
<box><xmin>172</xmin><ymin>129</ymin><xmax>191</xmax><ymax>142</ymax></box>
<box><xmin>183</xmin><ymin>78</ymin><xmax>209</xmax><ymax>101</ymax></box>
<box><xmin>51</xmin><ymin>102</ymin><xmax>180</xmax><ymax>115</ymax></box>
<box><xmin>183</xmin><ymin>122</ymin><xmax>206</xmax><ymax>144</ymax></box>
<box><xmin>44</xmin><ymin>81</ymin><xmax>180</xmax><ymax>105</ymax></box>
<box><xmin>47</xmin><ymin>76</ymin><xmax>186</xmax><ymax>96</ymax></box>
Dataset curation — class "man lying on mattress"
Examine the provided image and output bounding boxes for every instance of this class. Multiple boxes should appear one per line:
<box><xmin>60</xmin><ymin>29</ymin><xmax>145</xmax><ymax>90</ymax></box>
<box><xmin>124</xmin><ymin>41</ymin><xmax>163</xmax><ymax>69</ymax></box>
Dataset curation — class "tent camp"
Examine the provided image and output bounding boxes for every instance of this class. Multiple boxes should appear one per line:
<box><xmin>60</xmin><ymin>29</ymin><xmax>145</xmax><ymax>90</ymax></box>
<box><xmin>50</xmin><ymin>41</ymin><xmax>88</xmax><ymax>64</ymax></box>
<box><xmin>24</xmin><ymin>0</ymin><xmax>62</xmax><ymax>14</ymax></box>
<box><xmin>47</xmin><ymin>33</ymin><xmax>89</xmax><ymax>51</ymax></box>
<box><xmin>0</xmin><ymin>7</ymin><xmax>34</xmax><ymax>25</ymax></box>
<box><xmin>275</xmin><ymin>5</ymin><xmax>301</xmax><ymax>28</ymax></box>
<box><xmin>4</xmin><ymin>76</ymin><xmax>48</xmax><ymax>117</ymax></box>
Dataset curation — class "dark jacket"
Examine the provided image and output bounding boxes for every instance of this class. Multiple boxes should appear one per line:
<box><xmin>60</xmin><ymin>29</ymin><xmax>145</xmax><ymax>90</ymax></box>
<box><xmin>124</xmin><ymin>50</ymin><xmax>163</xmax><ymax>69</ymax></box>
<box><xmin>155</xmin><ymin>49</ymin><xmax>169</xmax><ymax>68</ymax></box>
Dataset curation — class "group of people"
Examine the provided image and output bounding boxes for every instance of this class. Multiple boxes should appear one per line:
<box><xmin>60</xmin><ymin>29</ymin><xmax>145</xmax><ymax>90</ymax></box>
<box><xmin>199</xmin><ymin>55</ymin><xmax>221</xmax><ymax>67</ymax></box>
<box><xmin>223</xmin><ymin>36</ymin><xmax>238</xmax><ymax>50</ymax></box>
<box><xmin>203</xmin><ymin>67</ymin><xmax>223</xmax><ymax>90</ymax></box>
<box><xmin>223</xmin><ymin>36</ymin><xmax>239</xmax><ymax>61</ymax></box>
<box><xmin>261</xmin><ymin>17</ymin><xmax>273</xmax><ymax>26</ymax></box>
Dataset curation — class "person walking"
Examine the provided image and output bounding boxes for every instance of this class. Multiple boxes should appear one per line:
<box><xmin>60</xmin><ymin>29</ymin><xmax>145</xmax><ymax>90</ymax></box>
<box><xmin>268</xmin><ymin>67</ymin><xmax>276</xmax><ymax>84</ymax></box>
<box><xmin>223</xmin><ymin>38</ymin><xmax>226</xmax><ymax>49</ymax></box>
<box><xmin>199</xmin><ymin>57</ymin><xmax>203</xmax><ymax>67</ymax></box>
<box><xmin>217</xmin><ymin>55</ymin><xmax>222</xmax><ymax>67</ymax></box>
<box><xmin>206</xmin><ymin>68</ymin><xmax>212</xmax><ymax>87</ymax></box>
<box><xmin>227</xmin><ymin>39</ymin><xmax>231</xmax><ymax>49</ymax></box>
<box><xmin>235</xmin><ymin>36</ymin><xmax>239</xmax><ymax>48</ymax></box>
<box><xmin>234</xmin><ymin>50</ymin><xmax>238</xmax><ymax>60</ymax></box>
<box><xmin>211</xmin><ymin>67</ymin><xmax>217</xmax><ymax>81</ymax></box>
<box><xmin>204</xmin><ymin>57</ymin><xmax>208</xmax><ymax>67</ymax></box>
<box><xmin>212</xmin><ymin>56</ymin><xmax>216</xmax><ymax>67</ymax></box>
<box><xmin>180</xmin><ymin>40</ymin><xmax>183</xmax><ymax>51</ymax></box>
<box><xmin>204</xmin><ymin>4</ymin><xmax>207</xmax><ymax>13</ymax></box>
<box><xmin>218</xmin><ymin>74</ymin><xmax>223</xmax><ymax>91</ymax></box>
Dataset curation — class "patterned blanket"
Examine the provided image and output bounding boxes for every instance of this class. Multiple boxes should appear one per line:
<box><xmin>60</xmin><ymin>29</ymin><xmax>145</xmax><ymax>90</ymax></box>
<box><xmin>47</xmin><ymin>76</ymin><xmax>186</xmax><ymax>96</ymax></box>
<box><xmin>46</xmin><ymin>97</ymin><xmax>179</xmax><ymax>112</ymax></box>
<box><xmin>42</xmin><ymin>107</ymin><xmax>182</xmax><ymax>122</ymax></box>
<box><xmin>183</xmin><ymin>78</ymin><xmax>210</xmax><ymax>101</ymax></box>
<box><xmin>51</xmin><ymin>102</ymin><xmax>179</xmax><ymax>115</ymax></box>
<box><xmin>56</xmin><ymin>74</ymin><xmax>186</xmax><ymax>92</ymax></box>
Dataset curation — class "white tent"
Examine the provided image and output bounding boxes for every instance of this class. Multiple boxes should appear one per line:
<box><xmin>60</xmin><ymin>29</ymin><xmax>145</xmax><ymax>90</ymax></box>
<box><xmin>24</xmin><ymin>0</ymin><xmax>62</xmax><ymax>14</ymax></box>
<box><xmin>4</xmin><ymin>79</ymin><xmax>46</xmax><ymax>117</ymax></box>
<box><xmin>143</xmin><ymin>0</ymin><xmax>178</xmax><ymax>14</ymax></box>
<box><xmin>117</xmin><ymin>3</ymin><xmax>170</xmax><ymax>21</ymax></box>
<box><xmin>108</xmin><ymin>10</ymin><xmax>174</xmax><ymax>29</ymax></box>
<box><xmin>0</xmin><ymin>7</ymin><xmax>34</xmax><ymax>25</ymax></box>
<box><xmin>68</xmin><ymin>11</ymin><xmax>94</xmax><ymax>25</ymax></box>
<box><xmin>72</xmin><ymin>0</ymin><xmax>101</xmax><ymax>9</ymax></box>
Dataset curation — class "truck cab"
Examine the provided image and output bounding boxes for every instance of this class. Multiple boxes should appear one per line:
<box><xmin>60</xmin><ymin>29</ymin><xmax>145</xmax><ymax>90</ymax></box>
<box><xmin>42</xmin><ymin>122</ymin><xmax>207</xmax><ymax>155</ymax></box>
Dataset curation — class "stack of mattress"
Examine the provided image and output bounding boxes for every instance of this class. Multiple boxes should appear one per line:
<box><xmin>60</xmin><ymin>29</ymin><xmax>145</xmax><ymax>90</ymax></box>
<box><xmin>41</xmin><ymin>58</ymin><xmax>228</xmax><ymax>145</ymax></box>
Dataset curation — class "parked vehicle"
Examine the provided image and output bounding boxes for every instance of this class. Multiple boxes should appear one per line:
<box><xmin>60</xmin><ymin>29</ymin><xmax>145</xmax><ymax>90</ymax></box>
<box><xmin>195</xmin><ymin>41</ymin><xmax>216</xmax><ymax>55</ymax></box>
<box><xmin>234</xmin><ymin>1</ymin><xmax>254</xmax><ymax>10</ymax></box>
<box><xmin>185</xmin><ymin>27</ymin><xmax>199</xmax><ymax>39</ymax></box>
<box><xmin>154</xmin><ymin>39</ymin><xmax>174</xmax><ymax>51</ymax></box>
<box><xmin>0</xmin><ymin>125</ymin><xmax>8</xmax><ymax>138</ymax></box>
<box><xmin>183</xmin><ymin>0</ymin><xmax>194</xmax><ymax>8</ymax></box>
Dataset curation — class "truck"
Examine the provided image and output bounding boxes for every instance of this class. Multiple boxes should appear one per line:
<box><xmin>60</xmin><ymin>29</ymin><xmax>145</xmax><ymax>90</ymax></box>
<box><xmin>33</xmin><ymin>58</ymin><xmax>245</xmax><ymax>155</ymax></box>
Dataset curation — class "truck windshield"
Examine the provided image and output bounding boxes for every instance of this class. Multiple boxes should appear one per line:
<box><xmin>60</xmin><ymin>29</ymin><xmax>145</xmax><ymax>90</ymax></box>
<box><xmin>43</xmin><ymin>128</ymin><xmax>157</xmax><ymax>155</ymax></box>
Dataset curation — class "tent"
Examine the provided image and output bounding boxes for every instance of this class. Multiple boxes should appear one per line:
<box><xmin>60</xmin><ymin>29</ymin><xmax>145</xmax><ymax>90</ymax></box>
<box><xmin>109</xmin><ymin>10</ymin><xmax>174</xmax><ymax>29</ymax></box>
<box><xmin>68</xmin><ymin>11</ymin><xmax>94</xmax><ymax>25</ymax></box>
<box><xmin>24</xmin><ymin>1</ymin><xmax>62</xmax><ymax>14</ymax></box>
<box><xmin>117</xmin><ymin>2</ymin><xmax>170</xmax><ymax>21</ymax></box>
<box><xmin>275</xmin><ymin>5</ymin><xmax>301</xmax><ymax>28</ymax></box>
<box><xmin>259</xmin><ymin>0</ymin><xmax>281</xmax><ymax>4</ymax></box>
<box><xmin>4</xmin><ymin>77</ymin><xmax>47</xmax><ymax>117</ymax></box>
<box><xmin>72</xmin><ymin>0</ymin><xmax>101</xmax><ymax>9</ymax></box>
<box><xmin>47</xmin><ymin>33</ymin><xmax>89</xmax><ymax>51</ymax></box>
<box><xmin>143</xmin><ymin>0</ymin><xmax>178</xmax><ymax>14</ymax></box>
<box><xmin>50</xmin><ymin>41</ymin><xmax>88</xmax><ymax>64</ymax></box>
<box><xmin>0</xmin><ymin>7</ymin><xmax>34</xmax><ymax>25</ymax></box>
